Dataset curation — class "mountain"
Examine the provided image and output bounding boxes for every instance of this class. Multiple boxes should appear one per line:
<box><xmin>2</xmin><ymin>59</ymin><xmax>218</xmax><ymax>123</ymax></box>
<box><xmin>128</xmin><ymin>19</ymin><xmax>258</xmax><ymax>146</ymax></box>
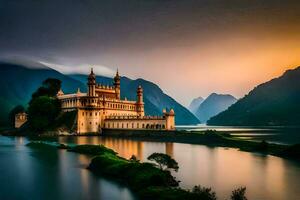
<box><xmin>194</xmin><ymin>93</ymin><xmax>237</xmax><ymax>123</ymax></box>
<box><xmin>70</xmin><ymin>74</ymin><xmax>199</xmax><ymax>125</ymax></box>
<box><xmin>207</xmin><ymin>66</ymin><xmax>300</xmax><ymax>126</ymax></box>
<box><xmin>188</xmin><ymin>97</ymin><xmax>204</xmax><ymax>114</ymax></box>
<box><xmin>0</xmin><ymin>62</ymin><xmax>86</xmax><ymax>126</ymax></box>
<box><xmin>0</xmin><ymin>61</ymin><xmax>199</xmax><ymax>126</ymax></box>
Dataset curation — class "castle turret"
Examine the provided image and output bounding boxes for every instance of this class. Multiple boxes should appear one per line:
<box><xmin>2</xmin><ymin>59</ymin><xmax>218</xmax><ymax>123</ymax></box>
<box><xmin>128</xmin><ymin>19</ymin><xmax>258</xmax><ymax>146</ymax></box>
<box><xmin>136</xmin><ymin>85</ymin><xmax>144</xmax><ymax>116</ymax></box>
<box><xmin>164</xmin><ymin>108</ymin><xmax>175</xmax><ymax>130</ymax></box>
<box><xmin>88</xmin><ymin>68</ymin><xmax>96</xmax><ymax>96</ymax></box>
<box><xmin>114</xmin><ymin>69</ymin><xmax>121</xmax><ymax>99</ymax></box>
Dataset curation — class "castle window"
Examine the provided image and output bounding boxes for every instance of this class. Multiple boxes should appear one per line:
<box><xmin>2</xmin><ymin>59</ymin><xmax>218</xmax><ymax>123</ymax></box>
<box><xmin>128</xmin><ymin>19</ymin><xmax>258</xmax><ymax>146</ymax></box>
<box><xmin>96</xmin><ymin>122</ymin><xmax>97</xmax><ymax>125</ymax></box>
<box><xmin>90</xmin><ymin>112</ymin><xmax>92</xmax><ymax>116</ymax></box>
<box><xmin>82</xmin><ymin>112</ymin><xmax>84</xmax><ymax>116</ymax></box>
<box><xmin>137</xmin><ymin>123</ymin><xmax>139</xmax><ymax>128</ymax></box>
<box><xmin>81</xmin><ymin>123</ymin><xmax>83</xmax><ymax>126</ymax></box>
<box><xmin>142</xmin><ymin>124</ymin><xmax>145</xmax><ymax>129</ymax></box>
<box><xmin>132</xmin><ymin>123</ymin><xmax>134</xmax><ymax>128</ymax></box>
<box><xmin>127</xmin><ymin>123</ymin><xmax>129</xmax><ymax>128</ymax></box>
<box><xmin>95</xmin><ymin>112</ymin><xmax>97</xmax><ymax>116</ymax></box>
<box><xmin>122</xmin><ymin>123</ymin><xmax>124</xmax><ymax>128</ymax></box>
<box><xmin>90</xmin><ymin>122</ymin><xmax>92</xmax><ymax>125</ymax></box>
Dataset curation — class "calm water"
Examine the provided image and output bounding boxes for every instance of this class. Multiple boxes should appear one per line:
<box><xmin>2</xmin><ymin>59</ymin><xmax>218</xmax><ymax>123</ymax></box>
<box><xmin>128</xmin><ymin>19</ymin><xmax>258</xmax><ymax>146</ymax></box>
<box><xmin>57</xmin><ymin>136</ymin><xmax>300</xmax><ymax>200</ymax></box>
<box><xmin>1</xmin><ymin>133</ymin><xmax>300</xmax><ymax>200</ymax></box>
<box><xmin>177</xmin><ymin>125</ymin><xmax>300</xmax><ymax>145</ymax></box>
<box><xmin>0</xmin><ymin>136</ymin><xmax>135</xmax><ymax>200</ymax></box>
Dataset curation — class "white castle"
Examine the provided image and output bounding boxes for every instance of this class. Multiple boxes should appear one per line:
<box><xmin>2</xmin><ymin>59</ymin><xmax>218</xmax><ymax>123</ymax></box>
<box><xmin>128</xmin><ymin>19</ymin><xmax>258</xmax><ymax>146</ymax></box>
<box><xmin>57</xmin><ymin>69</ymin><xmax>175</xmax><ymax>134</ymax></box>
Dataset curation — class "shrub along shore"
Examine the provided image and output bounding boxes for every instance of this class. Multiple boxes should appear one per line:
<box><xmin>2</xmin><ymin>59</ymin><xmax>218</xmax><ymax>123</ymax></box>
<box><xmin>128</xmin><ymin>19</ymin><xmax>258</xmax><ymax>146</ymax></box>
<box><xmin>27</xmin><ymin>142</ymin><xmax>247</xmax><ymax>200</ymax></box>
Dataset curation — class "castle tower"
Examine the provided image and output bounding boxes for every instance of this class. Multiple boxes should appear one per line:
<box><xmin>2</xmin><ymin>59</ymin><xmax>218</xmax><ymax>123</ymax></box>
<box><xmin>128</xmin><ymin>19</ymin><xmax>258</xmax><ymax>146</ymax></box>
<box><xmin>114</xmin><ymin>69</ymin><xmax>121</xmax><ymax>99</ymax></box>
<box><xmin>164</xmin><ymin>109</ymin><xmax>175</xmax><ymax>130</ymax></box>
<box><xmin>136</xmin><ymin>85</ymin><xmax>144</xmax><ymax>116</ymax></box>
<box><xmin>88</xmin><ymin>68</ymin><xmax>96</xmax><ymax>96</ymax></box>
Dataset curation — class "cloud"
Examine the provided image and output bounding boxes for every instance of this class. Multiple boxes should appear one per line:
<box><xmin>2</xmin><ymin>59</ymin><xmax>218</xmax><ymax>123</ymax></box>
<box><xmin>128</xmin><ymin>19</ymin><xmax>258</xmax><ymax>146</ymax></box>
<box><xmin>39</xmin><ymin>61</ymin><xmax>115</xmax><ymax>77</ymax></box>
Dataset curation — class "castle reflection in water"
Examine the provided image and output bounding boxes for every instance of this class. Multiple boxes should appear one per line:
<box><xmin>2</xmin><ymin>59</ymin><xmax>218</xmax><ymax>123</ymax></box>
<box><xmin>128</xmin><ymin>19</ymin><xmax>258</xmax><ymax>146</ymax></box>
<box><xmin>58</xmin><ymin>136</ymin><xmax>174</xmax><ymax>160</ymax></box>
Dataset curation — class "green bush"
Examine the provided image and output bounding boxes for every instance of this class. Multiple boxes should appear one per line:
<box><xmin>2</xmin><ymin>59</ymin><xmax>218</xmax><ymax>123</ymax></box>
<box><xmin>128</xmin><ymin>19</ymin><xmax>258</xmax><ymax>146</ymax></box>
<box><xmin>88</xmin><ymin>153</ymin><xmax>179</xmax><ymax>190</ymax></box>
<box><xmin>68</xmin><ymin>144</ymin><xmax>117</xmax><ymax>155</ymax></box>
<box><xmin>230</xmin><ymin>187</ymin><xmax>247</xmax><ymax>200</ymax></box>
<box><xmin>139</xmin><ymin>186</ymin><xmax>218</xmax><ymax>200</ymax></box>
<box><xmin>192</xmin><ymin>185</ymin><xmax>217</xmax><ymax>200</ymax></box>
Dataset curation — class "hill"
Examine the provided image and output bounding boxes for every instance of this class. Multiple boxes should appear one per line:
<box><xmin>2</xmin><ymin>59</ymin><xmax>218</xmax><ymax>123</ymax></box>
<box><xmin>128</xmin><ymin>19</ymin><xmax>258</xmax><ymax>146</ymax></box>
<box><xmin>188</xmin><ymin>96</ymin><xmax>204</xmax><ymax>115</ymax></box>
<box><xmin>0</xmin><ymin>62</ymin><xmax>86</xmax><ymax>126</ymax></box>
<box><xmin>207</xmin><ymin>67</ymin><xmax>300</xmax><ymax>126</ymax></box>
<box><xmin>70</xmin><ymin>74</ymin><xmax>199</xmax><ymax>125</ymax></box>
<box><xmin>194</xmin><ymin>93</ymin><xmax>237</xmax><ymax>123</ymax></box>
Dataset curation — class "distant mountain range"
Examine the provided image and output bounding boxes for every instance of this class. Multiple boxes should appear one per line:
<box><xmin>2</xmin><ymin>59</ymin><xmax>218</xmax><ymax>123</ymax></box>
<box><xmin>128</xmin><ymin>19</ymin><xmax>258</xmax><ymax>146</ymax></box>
<box><xmin>189</xmin><ymin>93</ymin><xmax>237</xmax><ymax>123</ymax></box>
<box><xmin>208</xmin><ymin>66</ymin><xmax>300</xmax><ymax>126</ymax></box>
<box><xmin>0</xmin><ymin>62</ymin><xmax>199</xmax><ymax>126</ymax></box>
<box><xmin>188</xmin><ymin>96</ymin><xmax>204</xmax><ymax>115</ymax></box>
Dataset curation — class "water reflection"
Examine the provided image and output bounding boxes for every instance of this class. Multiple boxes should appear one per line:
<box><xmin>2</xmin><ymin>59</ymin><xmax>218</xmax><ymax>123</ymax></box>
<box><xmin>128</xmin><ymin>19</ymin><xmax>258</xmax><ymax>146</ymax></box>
<box><xmin>0</xmin><ymin>136</ymin><xmax>136</xmax><ymax>200</ymax></box>
<box><xmin>58</xmin><ymin>136</ymin><xmax>300</xmax><ymax>200</ymax></box>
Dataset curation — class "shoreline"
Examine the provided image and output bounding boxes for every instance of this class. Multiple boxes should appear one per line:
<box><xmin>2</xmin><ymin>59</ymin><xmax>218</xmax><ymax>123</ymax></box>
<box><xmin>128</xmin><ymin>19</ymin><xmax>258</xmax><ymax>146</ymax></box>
<box><xmin>1</xmin><ymin>128</ymin><xmax>299</xmax><ymax>162</ymax></box>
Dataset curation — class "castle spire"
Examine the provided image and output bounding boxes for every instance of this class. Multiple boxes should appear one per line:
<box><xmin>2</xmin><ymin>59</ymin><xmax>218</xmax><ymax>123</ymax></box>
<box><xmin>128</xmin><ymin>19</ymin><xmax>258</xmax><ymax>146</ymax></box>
<box><xmin>114</xmin><ymin>68</ymin><xmax>121</xmax><ymax>99</ymax></box>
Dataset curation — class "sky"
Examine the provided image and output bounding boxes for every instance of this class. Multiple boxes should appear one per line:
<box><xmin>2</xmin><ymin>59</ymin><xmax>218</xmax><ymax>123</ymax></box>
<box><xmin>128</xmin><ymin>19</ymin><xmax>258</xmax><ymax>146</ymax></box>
<box><xmin>1</xmin><ymin>0</ymin><xmax>300</xmax><ymax>106</ymax></box>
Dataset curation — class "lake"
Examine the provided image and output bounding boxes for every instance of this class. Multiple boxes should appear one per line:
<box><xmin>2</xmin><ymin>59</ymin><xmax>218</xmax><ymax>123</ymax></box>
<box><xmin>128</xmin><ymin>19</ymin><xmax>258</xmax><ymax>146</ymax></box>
<box><xmin>1</xmin><ymin>126</ymin><xmax>300</xmax><ymax>200</ymax></box>
<box><xmin>177</xmin><ymin>125</ymin><xmax>300</xmax><ymax>145</ymax></box>
<box><xmin>0</xmin><ymin>136</ymin><xmax>136</xmax><ymax>200</ymax></box>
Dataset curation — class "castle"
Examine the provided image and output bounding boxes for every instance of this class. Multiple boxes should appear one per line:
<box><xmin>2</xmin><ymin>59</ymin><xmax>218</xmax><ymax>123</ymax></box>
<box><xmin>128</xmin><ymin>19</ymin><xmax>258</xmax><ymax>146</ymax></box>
<box><xmin>57</xmin><ymin>69</ymin><xmax>175</xmax><ymax>134</ymax></box>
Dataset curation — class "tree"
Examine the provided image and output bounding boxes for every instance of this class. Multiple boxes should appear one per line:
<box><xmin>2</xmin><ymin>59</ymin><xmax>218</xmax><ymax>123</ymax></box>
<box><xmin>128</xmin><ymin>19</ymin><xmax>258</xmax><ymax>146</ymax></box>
<box><xmin>147</xmin><ymin>153</ymin><xmax>179</xmax><ymax>172</ymax></box>
<box><xmin>192</xmin><ymin>185</ymin><xmax>217</xmax><ymax>200</ymax></box>
<box><xmin>28</xmin><ymin>96</ymin><xmax>61</xmax><ymax>132</ymax></box>
<box><xmin>31</xmin><ymin>78</ymin><xmax>61</xmax><ymax>100</ymax></box>
<box><xmin>8</xmin><ymin>105</ymin><xmax>25</xmax><ymax>127</ymax></box>
<box><xmin>231</xmin><ymin>187</ymin><xmax>247</xmax><ymax>200</ymax></box>
<box><xmin>27</xmin><ymin>78</ymin><xmax>62</xmax><ymax>132</ymax></box>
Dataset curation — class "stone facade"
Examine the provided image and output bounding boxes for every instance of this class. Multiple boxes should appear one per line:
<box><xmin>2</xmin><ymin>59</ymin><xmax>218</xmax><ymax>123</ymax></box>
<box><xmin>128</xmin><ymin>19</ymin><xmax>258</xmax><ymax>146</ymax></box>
<box><xmin>57</xmin><ymin>69</ymin><xmax>175</xmax><ymax>134</ymax></box>
<box><xmin>15</xmin><ymin>112</ymin><xmax>28</xmax><ymax>128</ymax></box>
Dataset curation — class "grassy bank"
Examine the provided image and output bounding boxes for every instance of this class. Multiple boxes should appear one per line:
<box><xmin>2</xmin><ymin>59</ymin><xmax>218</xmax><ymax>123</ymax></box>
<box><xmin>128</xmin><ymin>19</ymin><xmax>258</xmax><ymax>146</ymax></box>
<box><xmin>26</xmin><ymin>142</ymin><xmax>244</xmax><ymax>200</ymax></box>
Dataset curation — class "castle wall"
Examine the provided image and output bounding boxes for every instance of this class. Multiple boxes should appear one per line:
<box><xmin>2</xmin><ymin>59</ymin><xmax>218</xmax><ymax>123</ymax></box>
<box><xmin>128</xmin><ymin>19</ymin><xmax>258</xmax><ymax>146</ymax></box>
<box><xmin>166</xmin><ymin>115</ymin><xmax>175</xmax><ymax>130</ymax></box>
<box><xmin>103</xmin><ymin>117</ymin><xmax>168</xmax><ymax>130</ymax></box>
<box><xmin>77</xmin><ymin>109</ymin><xmax>103</xmax><ymax>134</ymax></box>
